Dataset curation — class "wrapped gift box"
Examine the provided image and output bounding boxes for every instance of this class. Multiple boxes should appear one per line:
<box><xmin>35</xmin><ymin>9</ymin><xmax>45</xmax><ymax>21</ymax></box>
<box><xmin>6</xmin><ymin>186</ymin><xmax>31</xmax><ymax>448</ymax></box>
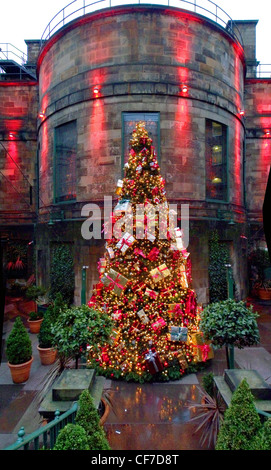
<box><xmin>179</xmin><ymin>264</ymin><xmax>188</xmax><ymax>288</ymax></box>
<box><xmin>115</xmin><ymin>179</ymin><xmax>123</xmax><ymax>195</ymax></box>
<box><xmin>137</xmin><ymin>309</ymin><xmax>149</xmax><ymax>324</ymax></box>
<box><xmin>98</xmin><ymin>258</ymin><xmax>107</xmax><ymax>275</ymax></box>
<box><xmin>144</xmin><ymin>347</ymin><xmax>164</xmax><ymax>375</ymax></box>
<box><xmin>145</xmin><ymin>287</ymin><xmax>158</xmax><ymax>300</ymax></box>
<box><xmin>147</xmin><ymin>247</ymin><xmax>160</xmax><ymax>261</ymax></box>
<box><xmin>105</xmin><ymin>245</ymin><xmax>115</xmax><ymax>259</ymax></box>
<box><xmin>168</xmin><ymin>326</ymin><xmax>188</xmax><ymax>342</ymax></box>
<box><xmin>112</xmin><ymin>310</ymin><xmax>122</xmax><ymax>321</ymax></box>
<box><xmin>150</xmin><ymin>263</ymin><xmax>171</xmax><ymax>283</ymax></box>
<box><xmin>176</xmin><ymin>351</ymin><xmax>188</xmax><ymax>369</ymax></box>
<box><xmin>193</xmin><ymin>342</ymin><xmax>214</xmax><ymax>362</ymax></box>
<box><xmin>101</xmin><ymin>268</ymin><xmax>129</xmax><ymax>296</ymax></box>
<box><xmin>114</xmin><ymin>199</ymin><xmax>131</xmax><ymax>214</ymax></box>
<box><xmin>168</xmin><ymin>303</ymin><xmax>183</xmax><ymax>319</ymax></box>
<box><xmin>132</xmin><ymin>282</ymin><xmax>146</xmax><ymax>293</ymax></box>
<box><xmin>151</xmin><ymin>317</ymin><xmax>166</xmax><ymax>332</ymax></box>
<box><xmin>146</xmin><ymin>232</ymin><xmax>156</xmax><ymax>242</ymax></box>
<box><xmin>189</xmin><ymin>331</ymin><xmax>204</xmax><ymax>346</ymax></box>
<box><xmin>116</xmin><ymin>232</ymin><xmax>135</xmax><ymax>253</ymax></box>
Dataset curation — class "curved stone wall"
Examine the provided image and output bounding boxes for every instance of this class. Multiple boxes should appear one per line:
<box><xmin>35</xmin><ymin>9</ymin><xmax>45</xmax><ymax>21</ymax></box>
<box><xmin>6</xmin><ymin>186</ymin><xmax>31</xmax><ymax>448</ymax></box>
<box><xmin>36</xmin><ymin>5</ymin><xmax>247</xmax><ymax>304</ymax></box>
<box><xmin>37</xmin><ymin>5</ymin><xmax>245</xmax><ymax>212</ymax></box>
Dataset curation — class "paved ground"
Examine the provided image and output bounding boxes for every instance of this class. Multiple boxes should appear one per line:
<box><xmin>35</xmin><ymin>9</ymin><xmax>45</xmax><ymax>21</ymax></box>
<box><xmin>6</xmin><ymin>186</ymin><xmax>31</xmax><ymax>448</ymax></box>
<box><xmin>0</xmin><ymin>296</ymin><xmax>270</xmax><ymax>451</ymax></box>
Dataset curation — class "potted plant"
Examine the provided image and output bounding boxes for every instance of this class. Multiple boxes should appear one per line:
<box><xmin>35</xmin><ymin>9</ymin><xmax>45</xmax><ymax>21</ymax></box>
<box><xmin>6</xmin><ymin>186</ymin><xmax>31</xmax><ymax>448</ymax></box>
<box><xmin>26</xmin><ymin>285</ymin><xmax>47</xmax><ymax>312</ymax></box>
<box><xmin>6</xmin><ymin>317</ymin><xmax>33</xmax><ymax>383</ymax></box>
<box><xmin>51</xmin><ymin>304</ymin><xmax>113</xmax><ymax>369</ymax></box>
<box><xmin>27</xmin><ymin>310</ymin><xmax>44</xmax><ymax>334</ymax></box>
<box><xmin>37</xmin><ymin>293</ymin><xmax>66</xmax><ymax>365</ymax></box>
<box><xmin>200</xmin><ymin>299</ymin><xmax>260</xmax><ymax>369</ymax></box>
<box><xmin>37</xmin><ymin>310</ymin><xmax>57</xmax><ymax>365</ymax></box>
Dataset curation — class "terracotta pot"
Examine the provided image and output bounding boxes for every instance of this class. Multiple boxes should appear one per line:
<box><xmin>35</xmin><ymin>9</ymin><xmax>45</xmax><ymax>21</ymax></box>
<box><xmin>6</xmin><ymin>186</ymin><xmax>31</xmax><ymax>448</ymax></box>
<box><xmin>37</xmin><ymin>345</ymin><xmax>57</xmax><ymax>365</ymax></box>
<box><xmin>99</xmin><ymin>397</ymin><xmax>110</xmax><ymax>426</ymax></box>
<box><xmin>257</xmin><ymin>288</ymin><xmax>271</xmax><ymax>300</ymax></box>
<box><xmin>8</xmin><ymin>357</ymin><xmax>33</xmax><ymax>384</ymax></box>
<box><xmin>27</xmin><ymin>318</ymin><xmax>43</xmax><ymax>334</ymax></box>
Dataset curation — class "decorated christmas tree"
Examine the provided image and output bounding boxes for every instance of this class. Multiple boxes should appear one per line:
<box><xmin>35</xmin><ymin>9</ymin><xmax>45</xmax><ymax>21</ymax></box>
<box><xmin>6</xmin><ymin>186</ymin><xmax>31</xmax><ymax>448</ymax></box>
<box><xmin>87</xmin><ymin>122</ymin><xmax>213</xmax><ymax>381</ymax></box>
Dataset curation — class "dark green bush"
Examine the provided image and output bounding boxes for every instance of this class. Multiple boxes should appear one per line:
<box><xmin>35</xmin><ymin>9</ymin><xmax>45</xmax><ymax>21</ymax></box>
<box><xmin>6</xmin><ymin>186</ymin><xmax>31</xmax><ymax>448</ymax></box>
<box><xmin>215</xmin><ymin>379</ymin><xmax>262</xmax><ymax>450</ymax></box>
<box><xmin>29</xmin><ymin>311</ymin><xmax>43</xmax><ymax>321</ymax></box>
<box><xmin>259</xmin><ymin>418</ymin><xmax>271</xmax><ymax>450</ymax></box>
<box><xmin>51</xmin><ymin>305</ymin><xmax>113</xmax><ymax>366</ymax></box>
<box><xmin>200</xmin><ymin>299</ymin><xmax>260</xmax><ymax>349</ymax></box>
<box><xmin>208</xmin><ymin>231</ymin><xmax>230</xmax><ymax>303</ymax></box>
<box><xmin>26</xmin><ymin>285</ymin><xmax>47</xmax><ymax>301</ymax></box>
<box><xmin>6</xmin><ymin>317</ymin><xmax>32</xmax><ymax>365</ymax></box>
<box><xmin>38</xmin><ymin>293</ymin><xmax>67</xmax><ymax>348</ymax></box>
<box><xmin>202</xmin><ymin>372</ymin><xmax>215</xmax><ymax>398</ymax></box>
<box><xmin>75</xmin><ymin>390</ymin><xmax>111</xmax><ymax>450</ymax></box>
<box><xmin>50</xmin><ymin>244</ymin><xmax>75</xmax><ymax>306</ymax></box>
<box><xmin>53</xmin><ymin>423</ymin><xmax>89</xmax><ymax>450</ymax></box>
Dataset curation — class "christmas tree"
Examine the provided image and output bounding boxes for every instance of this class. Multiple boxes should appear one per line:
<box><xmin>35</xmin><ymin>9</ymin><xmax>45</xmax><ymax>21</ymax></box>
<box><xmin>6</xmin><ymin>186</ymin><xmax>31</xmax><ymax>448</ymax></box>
<box><xmin>87</xmin><ymin>122</ymin><xmax>213</xmax><ymax>381</ymax></box>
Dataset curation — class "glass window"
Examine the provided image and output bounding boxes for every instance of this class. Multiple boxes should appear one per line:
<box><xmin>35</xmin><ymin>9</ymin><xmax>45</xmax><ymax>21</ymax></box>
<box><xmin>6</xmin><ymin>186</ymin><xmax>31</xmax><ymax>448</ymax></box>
<box><xmin>122</xmin><ymin>112</ymin><xmax>160</xmax><ymax>168</ymax></box>
<box><xmin>206</xmin><ymin>119</ymin><xmax>227</xmax><ymax>201</ymax></box>
<box><xmin>54</xmin><ymin>121</ymin><xmax>77</xmax><ymax>203</ymax></box>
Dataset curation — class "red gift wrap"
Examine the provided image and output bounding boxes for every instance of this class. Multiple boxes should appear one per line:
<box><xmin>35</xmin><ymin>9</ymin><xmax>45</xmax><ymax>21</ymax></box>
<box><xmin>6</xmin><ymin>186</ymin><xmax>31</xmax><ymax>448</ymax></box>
<box><xmin>144</xmin><ymin>347</ymin><xmax>164</xmax><ymax>375</ymax></box>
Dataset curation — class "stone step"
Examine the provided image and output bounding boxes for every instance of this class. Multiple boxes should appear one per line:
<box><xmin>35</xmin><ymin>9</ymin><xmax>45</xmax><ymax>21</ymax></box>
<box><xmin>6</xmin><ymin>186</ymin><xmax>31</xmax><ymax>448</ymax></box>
<box><xmin>38</xmin><ymin>369</ymin><xmax>105</xmax><ymax>420</ymax></box>
<box><xmin>214</xmin><ymin>371</ymin><xmax>271</xmax><ymax>414</ymax></box>
<box><xmin>224</xmin><ymin>369</ymin><xmax>271</xmax><ymax>400</ymax></box>
<box><xmin>52</xmin><ymin>368</ymin><xmax>96</xmax><ymax>401</ymax></box>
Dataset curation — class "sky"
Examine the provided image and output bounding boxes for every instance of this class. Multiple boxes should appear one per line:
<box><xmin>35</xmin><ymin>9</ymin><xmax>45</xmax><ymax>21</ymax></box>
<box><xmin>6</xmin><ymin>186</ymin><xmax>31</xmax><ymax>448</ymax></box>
<box><xmin>0</xmin><ymin>0</ymin><xmax>270</xmax><ymax>65</ymax></box>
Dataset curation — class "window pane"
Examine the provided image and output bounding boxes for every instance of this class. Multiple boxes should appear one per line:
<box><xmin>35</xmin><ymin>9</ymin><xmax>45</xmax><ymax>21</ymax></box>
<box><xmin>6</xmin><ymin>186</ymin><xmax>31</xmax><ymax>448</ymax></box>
<box><xmin>55</xmin><ymin>121</ymin><xmax>77</xmax><ymax>203</ymax></box>
<box><xmin>122</xmin><ymin>113</ymin><xmax>160</xmax><ymax>165</ymax></box>
<box><xmin>206</xmin><ymin>120</ymin><xmax>227</xmax><ymax>201</ymax></box>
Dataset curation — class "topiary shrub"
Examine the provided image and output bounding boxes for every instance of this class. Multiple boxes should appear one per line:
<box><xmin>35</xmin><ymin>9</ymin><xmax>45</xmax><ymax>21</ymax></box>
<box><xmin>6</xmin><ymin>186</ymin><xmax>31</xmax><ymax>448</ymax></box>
<box><xmin>51</xmin><ymin>304</ymin><xmax>113</xmax><ymax>368</ymax></box>
<box><xmin>53</xmin><ymin>423</ymin><xmax>89</xmax><ymax>450</ymax></box>
<box><xmin>6</xmin><ymin>317</ymin><xmax>32</xmax><ymax>365</ymax></box>
<box><xmin>215</xmin><ymin>379</ymin><xmax>262</xmax><ymax>450</ymax></box>
<box><xmin>258</xmin><ymin>418</ymin><xmax>271</xmax><ymax>450</ymax></box>
<box><xmin>38</xmin><ymin>293</ymin><xmax>67</xmax><ymax>348</ymax></box>
<box><xmin>200</xmin><ymin>299</ymin><xmax>260</xmax><ymax>368</ymax></box>
<box><xmin>75</xmin><ymin>390</ymin><xmax>111</xmax><ymax>450</ymax></box>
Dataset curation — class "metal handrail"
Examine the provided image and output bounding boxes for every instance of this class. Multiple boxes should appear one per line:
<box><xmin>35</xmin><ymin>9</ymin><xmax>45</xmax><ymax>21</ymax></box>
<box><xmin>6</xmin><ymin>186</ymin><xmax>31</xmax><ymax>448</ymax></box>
<box><xmin>40</xmin><ymin>0</ymin><xmax>244</xmax><ymax>49</ymax></box>
<box><xmin>0</xmin><ymin>43</ymin><xmax>27</xmax><ymax>65</ymax></box>
<box><xmin>4</xmin><ymin>402</ymin><xmax>78</xmax><ymax>451</ymax></box>
<box><xmin>256</xmin><ymin>64</ymin><xmax>271</xmax><ymax>78</ymax></box>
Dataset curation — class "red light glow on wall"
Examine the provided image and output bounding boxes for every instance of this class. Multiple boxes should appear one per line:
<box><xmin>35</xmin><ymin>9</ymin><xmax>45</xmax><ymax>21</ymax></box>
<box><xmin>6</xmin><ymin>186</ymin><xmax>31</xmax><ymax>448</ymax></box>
<box><xmin>234</xmin><ymin>119</ymin><xmax>243</xmax><ymax>206</ymax></box>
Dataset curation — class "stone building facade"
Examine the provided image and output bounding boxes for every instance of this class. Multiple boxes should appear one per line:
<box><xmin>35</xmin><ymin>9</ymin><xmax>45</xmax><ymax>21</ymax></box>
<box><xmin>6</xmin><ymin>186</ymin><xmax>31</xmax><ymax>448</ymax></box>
<box><xmin>1</xmin><ymin>3</ymin><xmax>271</xmax><ymax>305</ymax></box>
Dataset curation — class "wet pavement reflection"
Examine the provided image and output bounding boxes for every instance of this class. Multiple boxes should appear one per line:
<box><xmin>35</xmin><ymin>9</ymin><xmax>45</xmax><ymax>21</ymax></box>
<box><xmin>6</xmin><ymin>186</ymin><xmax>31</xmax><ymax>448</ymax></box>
<box><xmin>104</xmin><ymin>381</ymin><xmax>209</xmax><ymax>450</ymax></box>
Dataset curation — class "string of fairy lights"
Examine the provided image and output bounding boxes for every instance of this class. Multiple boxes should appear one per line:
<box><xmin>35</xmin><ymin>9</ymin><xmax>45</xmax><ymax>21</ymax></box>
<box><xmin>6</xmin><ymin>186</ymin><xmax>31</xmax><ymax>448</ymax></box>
<box><xmin>87</xmin><ymin>122</ymin><xmax>213</xmax><ymax>380</ymax></box>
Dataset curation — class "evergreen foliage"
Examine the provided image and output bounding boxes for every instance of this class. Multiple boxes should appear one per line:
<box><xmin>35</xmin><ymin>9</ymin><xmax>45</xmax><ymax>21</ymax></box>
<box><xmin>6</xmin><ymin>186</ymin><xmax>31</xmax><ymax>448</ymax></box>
<box><xmin>6</xmin><ymin>317</ymin><xmax>32</xmax><ymax>365</ymax></box>
<box><xmin>208</xmin><ymin>231</ymin><xmax>229</xmax><ymax>302</ymax></box>
<box><xmin>200</xmin><ymin>299</ymin><xmax>260</xmax><ymax>348</ymax></box>
<box><xmin>215</xmin><ymin>379</ymin><xmax>262</xmax><ymax>450</ymax></box>
<box><xmin>53</xmin><ymin>423</ymin><xmax>89</xmax><ymax>450</ymax></box>
<box><xmin>50</xmin><ymin>244</ymin><xmax>75</xmax><ymax>305</ymax></box>
<box><xmin>51</xmin><ymin>304</ymin><xmax>113</xmax><ymax>365</ymax></box>
<box><xmin>75</xmin><ymin>390</ymin><xmax>111</xmax><ymax>450</ymax></box>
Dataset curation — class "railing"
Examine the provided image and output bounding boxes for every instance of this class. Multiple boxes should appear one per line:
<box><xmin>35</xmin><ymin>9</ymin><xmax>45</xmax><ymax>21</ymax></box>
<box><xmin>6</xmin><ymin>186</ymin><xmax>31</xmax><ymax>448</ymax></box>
<box><xmin>0</xmin><ymin>43</ymin><xmax>27</xmax><ymax>65</ymax></box>
<box><xmin>256</xmin><ymin>64</ymin><xmax>271</xmax><ymax>79</ymax></box>
<box><xmin>40</xmin><ymin>0</ymin><xmax>243</xmax><ymax>48</ymax></box>
<box><xmin>4</xmin><ymin>402</ymin><xmax>78</xmax><ymax>451</ymax></box>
